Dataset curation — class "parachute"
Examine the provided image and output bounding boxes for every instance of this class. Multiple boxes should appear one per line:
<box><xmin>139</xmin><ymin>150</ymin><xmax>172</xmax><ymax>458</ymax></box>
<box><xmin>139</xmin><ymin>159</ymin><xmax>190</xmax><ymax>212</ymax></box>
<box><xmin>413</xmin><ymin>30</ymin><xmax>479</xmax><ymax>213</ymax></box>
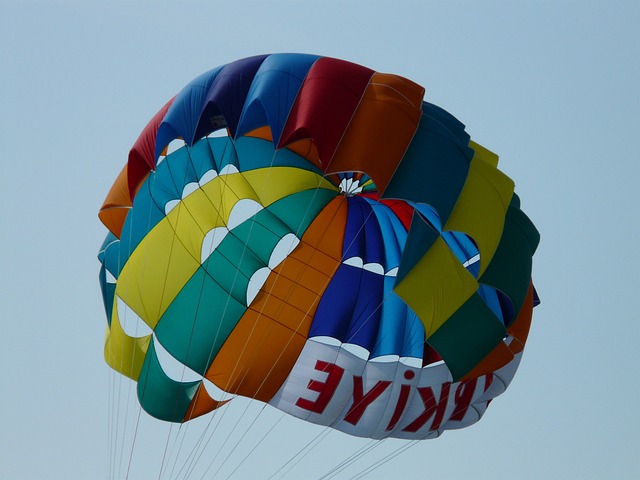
<box><xmin>98</xmin><ymin>53</ymin><xmax>539</xmax><ymax>441</ymax></box>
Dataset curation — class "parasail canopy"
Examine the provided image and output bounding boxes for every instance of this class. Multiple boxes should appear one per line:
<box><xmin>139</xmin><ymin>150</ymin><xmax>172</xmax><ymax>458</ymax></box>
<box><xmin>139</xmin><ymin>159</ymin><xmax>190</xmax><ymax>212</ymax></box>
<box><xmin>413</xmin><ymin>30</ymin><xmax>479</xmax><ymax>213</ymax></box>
<box><xmin>98</xmin><ymin>53</ymin><xmax>539</xmax><ymax>440</ymax></box>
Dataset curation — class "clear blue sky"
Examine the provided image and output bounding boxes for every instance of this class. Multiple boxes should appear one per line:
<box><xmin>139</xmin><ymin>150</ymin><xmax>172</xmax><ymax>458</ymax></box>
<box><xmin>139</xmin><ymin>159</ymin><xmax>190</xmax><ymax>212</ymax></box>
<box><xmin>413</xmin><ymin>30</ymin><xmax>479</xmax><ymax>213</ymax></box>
<box><xmin>1</xmin><ymin>1</ymin><xmax>638</xmax><ymax>479</ymax></box>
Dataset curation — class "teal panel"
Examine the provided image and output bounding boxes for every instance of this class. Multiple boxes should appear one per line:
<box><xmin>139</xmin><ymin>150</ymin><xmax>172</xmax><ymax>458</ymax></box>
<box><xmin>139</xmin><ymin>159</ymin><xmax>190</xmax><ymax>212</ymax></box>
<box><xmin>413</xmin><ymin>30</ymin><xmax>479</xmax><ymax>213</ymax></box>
<box><xmin>154</xmin><ymin>267</ymin><xmax>247</xmax><ymax>375</ymax></box>
<box><xmin>230</xmin><ymin>208</ymin><xmax>292</xmax><ymax>264</ymax></box>
<box><xmin>190</xmin><ymin>136</ymin><xmax>221</xmax><ymax>178</ymax></box>
<box><xmin>235</xmin><ymin>136</ymin><xmax>323</xmax><ymax>174</ymax></box>
<box><xmin>266</xmin><ymin>188</ymin><xmax>337</xmax><ymax>235</ymax></box>
<box><xmin>203</xmin><ymin>234</ymin><xmax>263</xmax><ymax>303</ymax></box>
<box><xmin>137</xmin><ymin>338</ymin><xmax>201</xmax><ymax>422</ymax></box>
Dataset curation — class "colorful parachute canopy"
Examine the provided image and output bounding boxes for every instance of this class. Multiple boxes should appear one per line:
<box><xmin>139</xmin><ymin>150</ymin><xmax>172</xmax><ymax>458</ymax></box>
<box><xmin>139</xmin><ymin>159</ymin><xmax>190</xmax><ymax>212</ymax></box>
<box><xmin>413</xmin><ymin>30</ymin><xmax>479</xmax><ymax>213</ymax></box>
<box><xmin>98</xmin><ymin>54</ymin><xmax>539</xmax><ymax>439</ymax></box>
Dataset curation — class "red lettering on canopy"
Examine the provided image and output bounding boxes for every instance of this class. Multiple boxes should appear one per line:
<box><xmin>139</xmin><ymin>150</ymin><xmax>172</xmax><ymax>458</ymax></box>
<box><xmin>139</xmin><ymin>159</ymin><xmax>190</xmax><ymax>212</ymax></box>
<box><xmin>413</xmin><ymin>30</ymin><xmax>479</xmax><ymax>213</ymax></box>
<box><xmin>295</xmin><ymin>360</ymin><xmax>345</xmax><ymax>414</ymax></box>
<box><xmin>344</xmin><ymin>376</ymin><xmax>391</xmax><ymax>425</ymax></box>
<box><xmin>402</xmin><ymin>383</ymin><xmax>451</xmax><ymax>433</ymax></box>
<box><xmin>450</xmin><ymin>379</ymin><xmax>477</xmax><ymax>422</ymax></box>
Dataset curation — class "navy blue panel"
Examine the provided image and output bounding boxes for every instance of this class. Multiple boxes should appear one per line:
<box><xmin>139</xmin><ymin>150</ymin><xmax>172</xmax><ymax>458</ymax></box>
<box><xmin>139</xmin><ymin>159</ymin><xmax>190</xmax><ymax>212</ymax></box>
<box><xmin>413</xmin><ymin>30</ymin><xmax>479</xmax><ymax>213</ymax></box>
<box><xmin>194</xmin><ymin>55</ymin><xmax>269</xmax><ymax>140</ymax></box>
<box><xmin>155</xmin><ymin>65</ymin><xmax>224</xmax><ymax>159</ymax></box>
<box><xmin>236</xmin><ymin>53</ymin><xmax>320</xmax><ymax>144</ymax></box>
<box><xmin>310</xmin><ymin>266</ymin><xmax>360</xmax><ymax>341</ymax></box>
<box><xmin>343</xmin><ymin>197</ymin><xmax>385</xmax><ymax>266</ymax></box>
<box><xmin>310</xmin><ymin>265</ymin><xmax>383</xmax><ymax>353</ymax></box>
<box><xmin>344</xmin><ymin>268</ymin><xmax>383</xmax><ymax>349</ymax></box>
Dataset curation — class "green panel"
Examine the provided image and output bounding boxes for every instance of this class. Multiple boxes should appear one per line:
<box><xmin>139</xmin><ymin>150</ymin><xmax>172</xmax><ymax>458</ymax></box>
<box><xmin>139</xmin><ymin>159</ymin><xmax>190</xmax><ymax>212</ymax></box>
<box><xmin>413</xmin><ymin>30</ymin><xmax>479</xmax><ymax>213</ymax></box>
<box><xmin>381</xmin><ymin>114</ymin><xmax>471</xmax><ymax>223</ymax></box>
<box><xmin>231</xmin><ymin>208</ymin><xmax>293</xmax><ymax>263</ymax></box>
<box><xmin>428</xmin><ymin>293</ymin><xmax>507</xmax><ymax>380</ymax></box>
<box><xmin>395</xmin><ymin>212</ymin><xmax>439</xmax><ymax>286</ymax></box>
<box><xmin>154</xmin><ymin>267</ymin><xmax>247</xmax><ymax>375</ymax></box>
<box><xmin>204</xmin><ymin>234</ymin><xmax>263</xmax><ymax>303</ymax></box>
<box><xmin>137</xmin><ymin>339</ymin><xmax>201</xmax><ymax>423</ymax></box>
<box><xmin>267</xmin><ymin>188</ymin><xmax>337</xmax><ymax>235</ymax></box>
<box><xmin>479</xmin><ymin>204</ymin><xmax>540</xmax><ymax>321</ymax></box>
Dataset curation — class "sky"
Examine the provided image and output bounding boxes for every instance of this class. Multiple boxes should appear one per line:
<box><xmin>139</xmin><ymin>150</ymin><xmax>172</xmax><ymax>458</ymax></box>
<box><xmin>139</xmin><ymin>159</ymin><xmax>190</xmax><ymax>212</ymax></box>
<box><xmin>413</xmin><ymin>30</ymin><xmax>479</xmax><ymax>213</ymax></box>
<box><xmin>1</xmin><ymin>1</ymin><xmax>639</xmax><ymax>479</ymax></box>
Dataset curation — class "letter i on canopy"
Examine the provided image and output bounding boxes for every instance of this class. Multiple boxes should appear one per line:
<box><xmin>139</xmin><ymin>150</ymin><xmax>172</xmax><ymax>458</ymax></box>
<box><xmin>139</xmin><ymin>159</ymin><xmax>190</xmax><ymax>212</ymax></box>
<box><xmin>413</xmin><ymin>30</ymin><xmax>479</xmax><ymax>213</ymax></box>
<box><xmin>386</xmin><ymin>370</ymin><xmax>415</xmax><ymax>431</ymax></box>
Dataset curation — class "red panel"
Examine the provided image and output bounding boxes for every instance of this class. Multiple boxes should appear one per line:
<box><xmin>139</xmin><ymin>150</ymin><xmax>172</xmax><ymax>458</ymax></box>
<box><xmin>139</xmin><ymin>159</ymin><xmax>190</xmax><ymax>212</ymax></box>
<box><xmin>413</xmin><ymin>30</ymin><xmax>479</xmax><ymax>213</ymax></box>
<box><xmin>278</xmin><ymin>57</ymin><xmax>374</xmax><ymax>167</ymax></box>
<box><xmin>127</xmin><ymin>97</ymin><xmax>175</xmax><ymax>198</ymax></box>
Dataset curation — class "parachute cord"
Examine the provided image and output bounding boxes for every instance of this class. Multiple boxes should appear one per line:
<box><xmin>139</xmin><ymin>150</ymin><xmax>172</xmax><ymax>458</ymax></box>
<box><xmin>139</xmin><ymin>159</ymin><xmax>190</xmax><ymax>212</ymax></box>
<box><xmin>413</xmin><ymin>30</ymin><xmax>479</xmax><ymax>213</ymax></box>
<box><xmin>266</xmin><ymin>428</ymin><xmax>333</xmax><ymax>480</ymax></box>
<box><xmin>156</xmin><ymin>422</ymin><xmax>177</xmax><ymax>480</ymax></box>
<box><xmin>315</xmin><ymin>439</ymin><xmax>381</xmax><ymax>480</ymax></box>
<box><xmin>202</xmin><ymin>403</ymin><xmax>272</xmax><ymax>479</ymax></box>
<box><xmin>107</xmin><ymin>369</ymin><xmax>114</xmax><ymax>480</ymax></box>
<box><xmin>164</xmin><ymin>424</ymin><xmax>195</xmax><ymax>480</ymax></box>
<box><xmin>224</xmin><ymin>410</ymin><xmax>287</xmax><ymax>479</ymax></box>
<box><xmin>124</xmin><ymin>406</ymin><xmax>145</xmax><ymax>479</ymax></box>
<box><xmin>348</xmin><ymin>440</ymin><xmax>419</xmax><ymax>480</ymax></box>
<box><xmin>170</xmin><ymin>414</ymin><xmax>222</xmax><ymax>480</ymax></box>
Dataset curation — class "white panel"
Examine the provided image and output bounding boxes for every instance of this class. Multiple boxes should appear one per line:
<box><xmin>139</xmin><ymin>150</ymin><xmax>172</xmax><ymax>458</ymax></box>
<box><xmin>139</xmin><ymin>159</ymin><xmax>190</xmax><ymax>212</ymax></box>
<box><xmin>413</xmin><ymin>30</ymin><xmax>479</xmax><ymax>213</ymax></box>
<box><xmin>270</xmin><ymin>337</ymin><xmax>521</xmax><ymax>439</ymax></box>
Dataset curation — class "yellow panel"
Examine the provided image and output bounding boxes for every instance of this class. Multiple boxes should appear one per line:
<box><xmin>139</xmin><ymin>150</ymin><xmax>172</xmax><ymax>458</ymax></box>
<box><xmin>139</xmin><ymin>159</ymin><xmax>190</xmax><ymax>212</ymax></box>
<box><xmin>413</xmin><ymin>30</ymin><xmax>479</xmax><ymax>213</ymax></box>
<box><xmin>103</xmin><ymin>300</ymin><xmax>150</xmax><ymax>381</ymax></box>
<box><xmin>171</xmin><ymin>168</ymin><xmax>337</xmax><ymax>260</ymax></box>
<box><xmin>444</xmin><ymin>152</ymin><xmax>514</xmax><ymax>276</ymax></box>
<box><xmin>394</xmin><ymin>237</ymin><xmax>478</xmax><ymax>337</ymax></box>
<box><xmin>468</xmin><ymin>140</ymin><xmax>499</xmax><ymax>167</ymax></box>
<box><xmin>115</xmin><ymin>167</ymin><xmax>337</xmax><ymax>330</ymax></box>
<box><xmin>115</xmin><ymin>219</ymin><xmax>201</xmax><ymax>327</ymax></box>
<box><xmin>241</xmin><ymin>167</ymin><xmax>337</xmax><ymax>206</ymax></box>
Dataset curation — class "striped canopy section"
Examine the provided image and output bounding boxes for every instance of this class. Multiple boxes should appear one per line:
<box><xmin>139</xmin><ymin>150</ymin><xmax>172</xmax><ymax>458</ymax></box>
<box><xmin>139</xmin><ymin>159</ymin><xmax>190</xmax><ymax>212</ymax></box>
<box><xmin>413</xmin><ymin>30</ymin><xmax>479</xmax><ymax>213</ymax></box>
<box><xmin>98</xmin><ymin>54</ymin><xmax>539</xmax><ymax>438</ymax></box>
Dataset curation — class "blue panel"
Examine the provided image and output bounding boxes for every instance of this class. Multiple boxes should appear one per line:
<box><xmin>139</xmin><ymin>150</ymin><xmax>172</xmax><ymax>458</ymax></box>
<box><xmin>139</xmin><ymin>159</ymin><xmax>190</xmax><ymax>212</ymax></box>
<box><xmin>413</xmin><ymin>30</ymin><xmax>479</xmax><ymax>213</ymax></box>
<box><xmin>344</xmin><ymin>268</ymin><xmax>383</xmax><ymax>348</ymax></box>
<box><xmin>310</xmin><ymin>266</ymin><xmax>361</xmax><ymax>341</ymax></box>
<box><xmin>477</xmin><ymin>284</ymin><xmax>505</xmax><ymax>325</ymax></box>
<box><xmin>413</xmin><ymin>202</ymin><xmax>442</xmax><ymax>231</ymax></box>
<box><xmin>194</xmin><ymin>55</ymin><xmax>269</xmax><ymax>140</ymax></box>
<box><xmin>311</xmin><ymin>196</ymin><xmax>432</xmax><ymax>357</ymax></box>
<box><xmin>155</xmin><ymin>65</ymin><xmax>225</xmax><ymax>160</ymax></box>
<box><xmin>343</xmin><ymin>197</ymin><xmax>384</xmax><ymax>266</ymax></box>
<box><xmin>236</xmin><ymin>53</ymin><xmax>320</xmax><ymax>144</ymax></box>
<box><xmin>98</xmin><ymin>262</ymin><xmax>116</xmax><ymax>326</ymax></box>
<box><xmin>364</xmin><ymin>198</ymin><xmax>407</xmax><ymax>270</ymax></box>
<box><xmin>310</xmin><ymin>265</ymin><xmax>383</xmax><ymax>353</ymax></box>
<box><xmin>370</xmin><ymin>278</ymin><xmax>407</xmax><ymax>357</ymax></box>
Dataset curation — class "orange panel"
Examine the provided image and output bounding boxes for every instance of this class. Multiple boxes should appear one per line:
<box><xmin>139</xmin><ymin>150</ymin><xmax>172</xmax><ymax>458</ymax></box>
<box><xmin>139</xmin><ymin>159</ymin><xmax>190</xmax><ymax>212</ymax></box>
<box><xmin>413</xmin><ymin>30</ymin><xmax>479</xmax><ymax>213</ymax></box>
<box><xmin>183</xmin><ymin>383</ymin><xmax>230</xmax><ymax>422</ymax></box>
<box><xmin>205</xmin><ymin>196</ymin><xmax>348</xmax><ymax>401</ymax></box>
<box><xmin>98</xmin><ymin>164</ymin><xmax>132</xmax><ymax>237</ymax></box>
<box><xmin>284</xmin><ymin>139</ymin><xmax>322</xmax><ymax>170</ymax></box>
<box><xmin>326</xmin><ymin>73</ymin><xmax>424</xmax><ymax>193</ymax></box>
<box><xmin>244</xmin><ymin>125</ymin><xmax>273</xmax><ymax>142</ymax></box>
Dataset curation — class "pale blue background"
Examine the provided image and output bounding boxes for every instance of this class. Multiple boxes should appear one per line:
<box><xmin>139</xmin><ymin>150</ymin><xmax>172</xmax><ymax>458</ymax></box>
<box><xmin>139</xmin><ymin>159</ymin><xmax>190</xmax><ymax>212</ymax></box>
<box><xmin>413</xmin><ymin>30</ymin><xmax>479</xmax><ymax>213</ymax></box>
<box><xmin>1</xmin><ymin>1</ymin><xmax>639</xmax><ymax>479</ymax></box>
